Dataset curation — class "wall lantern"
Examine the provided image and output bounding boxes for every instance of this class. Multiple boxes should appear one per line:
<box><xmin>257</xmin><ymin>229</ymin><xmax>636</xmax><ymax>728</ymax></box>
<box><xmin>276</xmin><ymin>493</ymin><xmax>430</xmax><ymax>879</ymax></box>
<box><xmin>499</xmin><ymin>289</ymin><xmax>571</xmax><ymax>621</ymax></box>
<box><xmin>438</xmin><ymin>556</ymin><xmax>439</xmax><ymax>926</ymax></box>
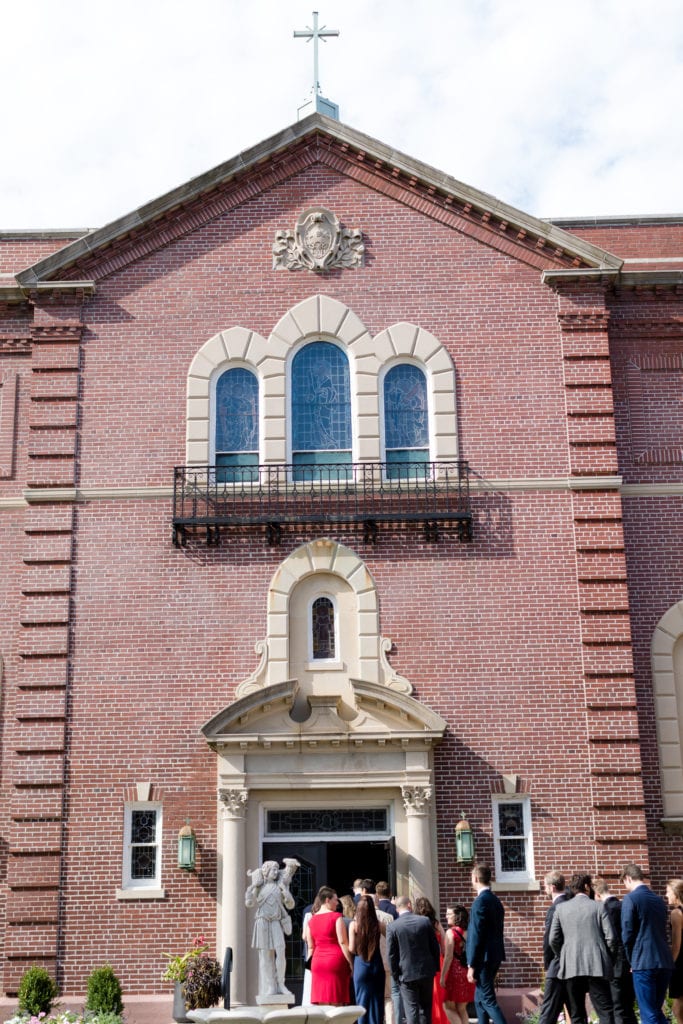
<box><xmin>177</xmin><ymin>820</ymin><xmax>197</xmax><ymax>871</ymax></box>
<box><xmin>455</xmin><ymin>813</ymin><xmax>475</xmax><ymax>864</ymax></box>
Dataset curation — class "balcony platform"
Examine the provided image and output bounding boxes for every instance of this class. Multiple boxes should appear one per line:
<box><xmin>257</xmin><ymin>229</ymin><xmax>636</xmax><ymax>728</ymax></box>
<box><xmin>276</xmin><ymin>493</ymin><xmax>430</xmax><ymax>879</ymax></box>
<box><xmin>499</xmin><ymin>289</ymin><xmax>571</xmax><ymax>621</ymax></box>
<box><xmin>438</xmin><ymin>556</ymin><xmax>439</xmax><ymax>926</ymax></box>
<box><xmin>172</xmin><ymin>462</ymin><xmax>472</xmax><ymax>547</ymax></box>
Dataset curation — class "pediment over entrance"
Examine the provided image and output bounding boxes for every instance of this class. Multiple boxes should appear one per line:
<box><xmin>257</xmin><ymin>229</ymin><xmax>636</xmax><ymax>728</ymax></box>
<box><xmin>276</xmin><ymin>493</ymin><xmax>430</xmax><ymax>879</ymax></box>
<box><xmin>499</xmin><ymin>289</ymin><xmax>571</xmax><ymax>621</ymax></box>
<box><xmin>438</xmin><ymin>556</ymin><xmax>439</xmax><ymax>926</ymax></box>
<box><xmin>201</xmin><ymin>678</ymin><xmax>447</xmax><ymax>751</ymax></box>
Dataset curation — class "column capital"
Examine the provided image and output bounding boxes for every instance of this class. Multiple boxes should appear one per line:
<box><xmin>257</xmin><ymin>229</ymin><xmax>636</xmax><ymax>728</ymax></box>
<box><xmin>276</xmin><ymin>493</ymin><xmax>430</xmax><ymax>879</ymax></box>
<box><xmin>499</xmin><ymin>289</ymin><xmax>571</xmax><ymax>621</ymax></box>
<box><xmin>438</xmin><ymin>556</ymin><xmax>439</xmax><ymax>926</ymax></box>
<box><xmin>401</xmin><ymin>784</ymin><xmax>431</xmax><ymax>814</ymax></box>
<box><xmin>219</xmin><ymin>787</ymin><xmax>248</xmax><ymax>819</ymax></box>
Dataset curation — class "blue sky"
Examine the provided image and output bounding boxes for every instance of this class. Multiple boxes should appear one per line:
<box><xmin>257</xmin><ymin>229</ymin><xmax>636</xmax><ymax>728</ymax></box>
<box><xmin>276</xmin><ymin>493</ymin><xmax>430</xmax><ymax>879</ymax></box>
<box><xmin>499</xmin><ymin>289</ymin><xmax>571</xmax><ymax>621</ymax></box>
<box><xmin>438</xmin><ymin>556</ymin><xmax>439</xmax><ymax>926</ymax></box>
<box><xmin>2</xmin><ymin>0</ymin><xmax>682</xmax><ymax>229</ymax></box>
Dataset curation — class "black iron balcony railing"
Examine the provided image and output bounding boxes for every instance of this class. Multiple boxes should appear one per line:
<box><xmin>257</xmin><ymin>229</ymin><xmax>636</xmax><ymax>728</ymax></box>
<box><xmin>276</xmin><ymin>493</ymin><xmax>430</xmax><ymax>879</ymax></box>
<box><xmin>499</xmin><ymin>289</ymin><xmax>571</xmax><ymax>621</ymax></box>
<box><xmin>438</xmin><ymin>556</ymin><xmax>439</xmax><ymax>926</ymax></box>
<box><xmin>172</xmin><ymin>461</ymin><xmax>472</xmax><ymax>547</ymax></box>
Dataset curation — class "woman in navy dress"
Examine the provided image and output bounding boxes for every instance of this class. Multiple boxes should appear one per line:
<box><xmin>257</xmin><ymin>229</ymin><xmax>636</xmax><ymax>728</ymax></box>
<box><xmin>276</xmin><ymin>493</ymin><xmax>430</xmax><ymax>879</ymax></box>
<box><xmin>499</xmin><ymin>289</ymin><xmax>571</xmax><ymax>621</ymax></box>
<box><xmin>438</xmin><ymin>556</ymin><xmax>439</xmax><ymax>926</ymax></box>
<box><xmin>349</xmin><ymin>895</ymin><xmax>386</xmax><ymax>1024</ymax></box>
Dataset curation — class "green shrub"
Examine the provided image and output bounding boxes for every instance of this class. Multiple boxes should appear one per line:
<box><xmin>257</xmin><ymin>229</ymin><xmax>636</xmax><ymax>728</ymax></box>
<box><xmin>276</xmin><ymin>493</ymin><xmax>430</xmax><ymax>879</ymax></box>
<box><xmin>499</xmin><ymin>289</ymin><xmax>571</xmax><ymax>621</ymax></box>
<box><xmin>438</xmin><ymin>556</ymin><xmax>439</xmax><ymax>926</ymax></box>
<box><xmin>17</xmin><ymin>965</ymin><xmax>59</xmax><ymax>1016</ymax></box>
<box><xmin>85</xmin><ymin>965</ymin><xmax>124</xmax><ymax>1016</ymax></box>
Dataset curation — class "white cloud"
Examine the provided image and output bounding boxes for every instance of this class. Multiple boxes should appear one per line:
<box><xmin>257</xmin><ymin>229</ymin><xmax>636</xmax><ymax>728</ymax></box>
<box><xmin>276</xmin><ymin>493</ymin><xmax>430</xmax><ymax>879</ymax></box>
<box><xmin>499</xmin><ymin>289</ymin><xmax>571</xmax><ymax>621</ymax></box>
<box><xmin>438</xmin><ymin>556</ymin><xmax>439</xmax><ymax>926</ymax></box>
<box><xmin>1</xmin><ymin>0</ymin><xmax>681</xmax><ymax>228</ymax></box>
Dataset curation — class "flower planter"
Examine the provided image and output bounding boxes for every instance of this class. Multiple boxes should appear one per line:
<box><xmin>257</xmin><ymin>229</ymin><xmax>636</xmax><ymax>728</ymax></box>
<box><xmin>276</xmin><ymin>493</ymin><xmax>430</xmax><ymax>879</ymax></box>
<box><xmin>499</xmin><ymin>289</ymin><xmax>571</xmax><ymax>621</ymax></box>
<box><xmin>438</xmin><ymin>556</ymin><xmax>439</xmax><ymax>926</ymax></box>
<box><xmin>173</xmin><ymin>980</ymin><xmax>191</xmax><ymax>1023</ymax></box>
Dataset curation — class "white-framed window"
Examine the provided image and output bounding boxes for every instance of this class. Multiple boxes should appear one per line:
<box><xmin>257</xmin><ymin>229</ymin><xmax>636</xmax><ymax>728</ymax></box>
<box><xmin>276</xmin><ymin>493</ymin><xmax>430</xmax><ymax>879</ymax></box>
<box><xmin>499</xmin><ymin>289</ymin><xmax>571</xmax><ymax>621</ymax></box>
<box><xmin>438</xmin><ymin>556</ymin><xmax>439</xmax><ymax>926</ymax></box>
<box><xmin>122</xmin><ymin>802</ymin><xmax>162</xmax><ymax>890</ymax></box>
<box><xmin>492</xmin><ymin>795</ymin><xmax>535</xmax><ymax>883</ymax></box>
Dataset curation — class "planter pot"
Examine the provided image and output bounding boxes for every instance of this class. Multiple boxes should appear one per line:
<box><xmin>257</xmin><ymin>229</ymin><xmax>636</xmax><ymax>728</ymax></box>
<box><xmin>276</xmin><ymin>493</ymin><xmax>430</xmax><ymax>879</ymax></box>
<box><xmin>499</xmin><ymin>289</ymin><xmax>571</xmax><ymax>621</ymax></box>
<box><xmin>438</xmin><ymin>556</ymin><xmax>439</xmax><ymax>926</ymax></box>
<box><xmin>173</xmin><ymin>980</ymin><xmax>190</xmax><ymax>1023</ymax></box>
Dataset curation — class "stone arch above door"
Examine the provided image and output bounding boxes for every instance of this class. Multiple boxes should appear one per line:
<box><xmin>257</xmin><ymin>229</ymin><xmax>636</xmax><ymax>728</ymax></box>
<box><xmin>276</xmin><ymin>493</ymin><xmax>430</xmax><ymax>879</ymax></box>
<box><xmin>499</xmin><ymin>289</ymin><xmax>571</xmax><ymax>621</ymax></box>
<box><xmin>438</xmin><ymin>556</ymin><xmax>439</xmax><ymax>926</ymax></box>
<box><xmin>236</xmin><ymin>537</ymin><xmax>411</xmax><ymax>697</ymax></box>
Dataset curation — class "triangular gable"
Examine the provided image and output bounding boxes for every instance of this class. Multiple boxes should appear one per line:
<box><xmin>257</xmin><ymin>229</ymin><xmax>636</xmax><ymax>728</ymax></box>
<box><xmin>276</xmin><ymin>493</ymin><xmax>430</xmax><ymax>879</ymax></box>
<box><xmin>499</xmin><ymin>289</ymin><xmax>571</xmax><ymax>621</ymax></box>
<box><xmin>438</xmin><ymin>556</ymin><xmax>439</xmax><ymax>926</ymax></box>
<box><xmin>16</xmin><ymin>114</ymin><xmax>622</xmax><ymax>287</ymax></box>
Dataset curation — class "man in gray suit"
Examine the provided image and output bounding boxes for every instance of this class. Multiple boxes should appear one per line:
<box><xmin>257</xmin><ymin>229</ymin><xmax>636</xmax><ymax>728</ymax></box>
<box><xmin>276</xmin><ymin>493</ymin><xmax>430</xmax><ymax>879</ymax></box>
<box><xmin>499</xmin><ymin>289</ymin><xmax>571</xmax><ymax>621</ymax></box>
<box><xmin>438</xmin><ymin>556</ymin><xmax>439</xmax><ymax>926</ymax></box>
<box><xmin>387</xmin><ymin>895</ymin><xmax>441</xmax><ymax>1024</ymax></box>
<box><xmin>549</xmin><ymin>872</ymin><xmax>618</xmax><ymax>1024</ymax></box>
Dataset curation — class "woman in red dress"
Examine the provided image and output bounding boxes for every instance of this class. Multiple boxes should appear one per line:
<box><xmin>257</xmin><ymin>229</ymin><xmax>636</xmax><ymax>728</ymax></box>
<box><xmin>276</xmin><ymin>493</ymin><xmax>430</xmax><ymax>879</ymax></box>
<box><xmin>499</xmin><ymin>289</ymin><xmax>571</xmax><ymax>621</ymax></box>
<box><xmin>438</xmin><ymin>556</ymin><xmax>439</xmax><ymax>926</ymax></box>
<box><xmin>304</xmin><ymin>886</ymin><xmax>353</xmax><ymax>1005</ymax></box>
<box><xmin>441</xmin><ymin>905</ymin><xmax>476</xmax><ymax>1024</ymax></box>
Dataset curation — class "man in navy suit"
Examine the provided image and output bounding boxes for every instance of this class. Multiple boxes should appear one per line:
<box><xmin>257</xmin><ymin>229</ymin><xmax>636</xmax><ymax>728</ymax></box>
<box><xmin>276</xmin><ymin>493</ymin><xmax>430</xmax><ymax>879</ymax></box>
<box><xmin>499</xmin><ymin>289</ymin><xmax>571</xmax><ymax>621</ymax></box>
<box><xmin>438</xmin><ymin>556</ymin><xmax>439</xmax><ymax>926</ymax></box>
<box><xmin>620</xmin><ymin>863</ymin><xmax>674</xmax><ymax>1024</ymax></box>
<box><xmin>387</xmin><ymin>895</ymin><xmax>441</xmax><ymax>1024</ymax></box>
<box><xmin>466</xmin><ymin>863</ymin><xmax>507</xmax><ymax>1024</ymax></box>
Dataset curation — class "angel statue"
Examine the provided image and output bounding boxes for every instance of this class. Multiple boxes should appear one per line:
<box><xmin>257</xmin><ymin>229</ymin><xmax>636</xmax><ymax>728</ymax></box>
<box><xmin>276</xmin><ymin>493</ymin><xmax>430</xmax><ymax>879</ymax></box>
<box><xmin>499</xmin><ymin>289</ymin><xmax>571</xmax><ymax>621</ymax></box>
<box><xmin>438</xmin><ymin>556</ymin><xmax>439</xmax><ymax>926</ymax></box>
<box><xmin>245</xmin><ymin>857</ymin><xmax>300</xmax><ymax>1000</ymax></box>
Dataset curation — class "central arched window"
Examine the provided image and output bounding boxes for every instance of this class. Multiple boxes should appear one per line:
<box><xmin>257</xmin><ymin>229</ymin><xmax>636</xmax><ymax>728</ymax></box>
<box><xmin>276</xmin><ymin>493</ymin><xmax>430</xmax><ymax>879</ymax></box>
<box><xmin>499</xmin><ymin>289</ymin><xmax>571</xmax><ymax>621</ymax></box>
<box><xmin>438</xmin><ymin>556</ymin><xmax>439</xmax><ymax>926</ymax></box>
<box><xmin>383</xmin><ymin>363</ymin><xmax>430</xmax><ymax>478</ymax></box>
<box><xmin>215</xmin><ymin>367</ymin><xmax>259</xmax><ymax>482</ymax></box>
<box><xmin>291</xmin><ymin>341</ymin><xmax>351</xmax><ymax>480</ymax></box>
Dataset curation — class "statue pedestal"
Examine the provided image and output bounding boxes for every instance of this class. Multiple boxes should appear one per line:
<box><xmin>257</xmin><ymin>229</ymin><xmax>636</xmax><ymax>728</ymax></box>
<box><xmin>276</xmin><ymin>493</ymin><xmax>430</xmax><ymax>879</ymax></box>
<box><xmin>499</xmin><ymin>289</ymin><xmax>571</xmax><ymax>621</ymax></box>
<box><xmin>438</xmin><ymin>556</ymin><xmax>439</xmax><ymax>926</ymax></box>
<box><xmin>255</xmin><ymin>994</ymin><xmax>295</xmax><ymax>1009</ymax></box>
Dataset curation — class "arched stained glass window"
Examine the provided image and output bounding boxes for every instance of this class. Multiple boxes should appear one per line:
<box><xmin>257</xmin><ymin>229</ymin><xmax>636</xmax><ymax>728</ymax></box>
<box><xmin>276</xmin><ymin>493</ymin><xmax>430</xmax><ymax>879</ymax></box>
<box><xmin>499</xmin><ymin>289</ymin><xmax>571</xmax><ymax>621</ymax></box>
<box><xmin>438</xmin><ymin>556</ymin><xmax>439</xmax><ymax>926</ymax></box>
<box><xmin>311</xmin><ymin>596</ymin><xmax>336</xmax><ymax>660</ymax></box>
<box><xmin>291</xmin><ymin>342</ymin><xmax>351</xmax><ymax>480</ymax></box>
<box><xmin>383</xmin><ymin>364</ymin><xmax>430</xmax><ymax>478</ymax></box>
<box><xmin>215</xmin><ymin>367</ymin><xmax>259</xmax><ymax>482</ymax></box>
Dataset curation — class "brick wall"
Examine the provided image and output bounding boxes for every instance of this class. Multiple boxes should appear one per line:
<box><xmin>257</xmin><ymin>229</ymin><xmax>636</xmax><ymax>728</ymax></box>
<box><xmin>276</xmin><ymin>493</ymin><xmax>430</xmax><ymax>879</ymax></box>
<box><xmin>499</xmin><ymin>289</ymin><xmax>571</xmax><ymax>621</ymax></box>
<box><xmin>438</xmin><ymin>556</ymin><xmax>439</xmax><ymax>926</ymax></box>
<box><xmin>0</xmin><ymin>149</ymin><xmax>678</xmax><ymax>999</ymax></box>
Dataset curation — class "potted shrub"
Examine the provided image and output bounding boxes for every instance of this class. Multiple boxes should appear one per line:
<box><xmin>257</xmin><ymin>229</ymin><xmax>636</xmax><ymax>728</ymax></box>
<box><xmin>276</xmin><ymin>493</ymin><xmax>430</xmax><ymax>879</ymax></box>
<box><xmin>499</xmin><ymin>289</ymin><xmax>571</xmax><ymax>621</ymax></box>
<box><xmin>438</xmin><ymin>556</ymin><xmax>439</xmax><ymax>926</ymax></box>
<box><xmin>163</xmin><ymin>936</ymin><xmax>222</xmax><ymax>1021</ymax></box>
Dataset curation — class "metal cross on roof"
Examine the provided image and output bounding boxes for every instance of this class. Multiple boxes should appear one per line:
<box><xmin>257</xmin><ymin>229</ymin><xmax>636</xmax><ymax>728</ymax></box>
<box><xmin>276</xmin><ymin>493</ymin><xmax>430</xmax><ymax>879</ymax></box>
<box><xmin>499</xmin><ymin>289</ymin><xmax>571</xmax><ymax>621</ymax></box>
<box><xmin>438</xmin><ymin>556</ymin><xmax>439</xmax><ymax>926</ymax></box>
<box><xmin>294</xmin><ymin>11</ymin><xmax>339</xmax><ymax>97</ymax></box>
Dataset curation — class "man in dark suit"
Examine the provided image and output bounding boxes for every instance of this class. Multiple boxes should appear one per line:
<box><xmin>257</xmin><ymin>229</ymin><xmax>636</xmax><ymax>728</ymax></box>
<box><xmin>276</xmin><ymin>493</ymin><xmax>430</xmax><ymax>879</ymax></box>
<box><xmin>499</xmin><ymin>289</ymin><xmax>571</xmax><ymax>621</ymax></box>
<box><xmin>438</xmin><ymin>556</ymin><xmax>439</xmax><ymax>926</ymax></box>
<box><xmin>595</xmin><ymin>878</ymin><xmax>637</xmax><ymax>1024</ymax></box>
<box><xmin>387</xmin><ymin>895</ymin><xmax>441</xmax><ymax>1024</ymax></box>
<box><xmin>466</xmin><ymin>863</ymin><xmax>507</xmax><ymax>1024</ymax></box>
<box><xmin>620</xmin><ymin>863</ymin><xmax>674</xmax><ymax>1024</ymax></box>
<box><xmin>537</xmin><ymin>869</ymin><xmax>569</xmax><ymax>1024</ymax></box>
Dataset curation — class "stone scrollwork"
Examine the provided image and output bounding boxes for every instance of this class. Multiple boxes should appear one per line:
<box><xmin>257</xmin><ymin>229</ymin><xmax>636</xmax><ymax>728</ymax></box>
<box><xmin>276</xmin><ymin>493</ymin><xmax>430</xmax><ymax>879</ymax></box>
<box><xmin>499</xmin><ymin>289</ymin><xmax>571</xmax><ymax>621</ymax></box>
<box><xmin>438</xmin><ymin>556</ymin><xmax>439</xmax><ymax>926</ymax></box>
<box><xmin>401</xmin><ymin>785</ymin><xmax>432</xmax><ymax>813</ymax></box>
<box><xmin>219</xmin><ymin>787</ymin><xmax>249</xmax><ymax>818</ymax></box>
<box><xmin>273</xmin><ymin>207</ymin><xmax>364</xmax><ymax>272</ymax></box>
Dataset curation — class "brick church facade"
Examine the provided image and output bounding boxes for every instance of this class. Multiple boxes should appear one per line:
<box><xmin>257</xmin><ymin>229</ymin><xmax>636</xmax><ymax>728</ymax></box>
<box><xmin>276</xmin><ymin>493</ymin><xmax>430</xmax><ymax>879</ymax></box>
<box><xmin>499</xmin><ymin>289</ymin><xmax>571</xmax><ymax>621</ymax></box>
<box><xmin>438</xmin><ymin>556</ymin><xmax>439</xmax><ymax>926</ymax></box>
<box><xmin>0</xmin><ymin>113</ymin><xmax>682</xmax><ymax>1016</ymax></box>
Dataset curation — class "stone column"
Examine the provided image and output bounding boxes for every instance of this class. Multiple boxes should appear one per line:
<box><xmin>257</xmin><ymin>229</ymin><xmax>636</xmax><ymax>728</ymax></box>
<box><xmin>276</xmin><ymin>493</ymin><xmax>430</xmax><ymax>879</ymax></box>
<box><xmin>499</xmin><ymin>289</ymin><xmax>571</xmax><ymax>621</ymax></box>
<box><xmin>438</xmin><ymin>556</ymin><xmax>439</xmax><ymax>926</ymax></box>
<box><xmin>402</xmin><ymin>785</ymin><xmax>433</xmax><ymax>900</ymax></box>
<box><xmin>219</xmin><ymin>787</ymin><xmax>248</xmax><ymax>1005</ymax></box>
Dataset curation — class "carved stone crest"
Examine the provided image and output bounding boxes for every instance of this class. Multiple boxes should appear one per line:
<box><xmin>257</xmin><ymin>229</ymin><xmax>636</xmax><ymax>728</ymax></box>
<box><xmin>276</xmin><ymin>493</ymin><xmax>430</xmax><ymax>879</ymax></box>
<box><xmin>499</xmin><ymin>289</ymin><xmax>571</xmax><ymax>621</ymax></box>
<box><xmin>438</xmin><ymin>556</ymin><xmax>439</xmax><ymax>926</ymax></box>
<box><xmin>273</xmin><ymin>207</ymin><xmax>364</xmax><ymax>272</ymax></box>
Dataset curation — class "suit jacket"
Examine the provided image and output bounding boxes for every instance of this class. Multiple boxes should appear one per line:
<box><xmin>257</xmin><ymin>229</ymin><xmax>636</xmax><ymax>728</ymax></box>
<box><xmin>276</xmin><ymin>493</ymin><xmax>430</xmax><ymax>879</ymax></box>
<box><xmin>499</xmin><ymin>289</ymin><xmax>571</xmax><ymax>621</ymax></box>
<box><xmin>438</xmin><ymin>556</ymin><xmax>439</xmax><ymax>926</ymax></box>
<box><xmin>549</xmin><ymin>893</ymin><xmax>617</xmax><ymax>980</ymax></box>
<box><xmin>466</xmin><ymin>887</ymin><xmax>506</xmax><ymax>971</ymax></box>
<box><xmin>543</xmin><ymin>893</ymin><xmax>568</xmax><ymax>978</ymax></box>
<box><xmin>601</xmin><ymin>895</ymin><xmax>629</xmax><ymax>978</ymax></box>
<box><xmin>387</xmin><ymin>911</ymin><xmax>441</xmax><ymax>983</ymax></box>
<box><xmin>621</xmin><ymin>883</ymin><xmax>674</xmax><ymax>972</ymax></box>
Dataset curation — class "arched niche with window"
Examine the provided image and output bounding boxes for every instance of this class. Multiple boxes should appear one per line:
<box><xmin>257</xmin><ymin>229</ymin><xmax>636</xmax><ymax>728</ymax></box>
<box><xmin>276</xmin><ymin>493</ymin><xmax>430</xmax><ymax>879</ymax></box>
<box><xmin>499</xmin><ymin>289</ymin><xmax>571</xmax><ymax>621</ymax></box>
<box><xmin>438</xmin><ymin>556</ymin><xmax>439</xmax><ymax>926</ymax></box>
<box><xmin>382</xmin><ymin>362</ymin><xmax>430</xmax><ymax>478</ymax></box>
<box><xmin>213</xmin><ymin>366</ymin><xmax>259</xmax><ymax>481</ymax></box>
<box><xmin>290</xmin><ymin>341</ymin><xmax>352</xmax><ymax>481</ymax></box>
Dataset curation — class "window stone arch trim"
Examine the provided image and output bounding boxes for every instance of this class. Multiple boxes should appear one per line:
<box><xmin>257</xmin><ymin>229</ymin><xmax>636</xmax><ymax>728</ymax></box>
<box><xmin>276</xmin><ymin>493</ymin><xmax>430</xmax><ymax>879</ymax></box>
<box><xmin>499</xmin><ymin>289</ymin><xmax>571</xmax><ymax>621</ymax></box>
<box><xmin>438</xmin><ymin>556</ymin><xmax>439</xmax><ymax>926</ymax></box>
<box><xmin>185</xmin><ymin>296</ymin><xmax>458</xmax><ymax>466</ymax></box>
<box><xmin>652</xmin><ymin>598</ymin><xmax>683</xmax><ymax>823</ymax></box>
<box><xmin>186</xmin><ymin>326</ymin><xmax>268</xmax><ymax>466</ymax></box>
<box><xmin>235</xmin><ymin>537</ymin><xmax>411</xmax><ymax>698</ymax></box>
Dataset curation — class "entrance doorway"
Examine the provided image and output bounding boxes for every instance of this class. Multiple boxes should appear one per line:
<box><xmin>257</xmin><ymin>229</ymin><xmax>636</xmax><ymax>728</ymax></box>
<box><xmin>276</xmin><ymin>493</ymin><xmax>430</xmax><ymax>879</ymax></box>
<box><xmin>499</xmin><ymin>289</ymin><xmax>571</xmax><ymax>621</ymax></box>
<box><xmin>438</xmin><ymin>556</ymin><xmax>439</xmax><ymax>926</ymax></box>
<box><xmin>263</xmin><ymin>839</ymin><xmax>394</xmax><ymax>1003</ymax></box>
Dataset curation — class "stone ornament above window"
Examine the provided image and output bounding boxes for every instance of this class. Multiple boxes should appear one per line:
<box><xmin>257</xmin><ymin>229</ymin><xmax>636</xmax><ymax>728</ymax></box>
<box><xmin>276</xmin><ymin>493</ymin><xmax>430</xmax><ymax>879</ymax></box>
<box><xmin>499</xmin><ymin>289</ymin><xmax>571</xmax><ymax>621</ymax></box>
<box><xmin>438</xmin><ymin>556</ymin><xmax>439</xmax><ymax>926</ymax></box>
<box><xmin>272</xmin><ymin>207</ymin><xmax>364</xmax><ymax>272</ymax></box>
